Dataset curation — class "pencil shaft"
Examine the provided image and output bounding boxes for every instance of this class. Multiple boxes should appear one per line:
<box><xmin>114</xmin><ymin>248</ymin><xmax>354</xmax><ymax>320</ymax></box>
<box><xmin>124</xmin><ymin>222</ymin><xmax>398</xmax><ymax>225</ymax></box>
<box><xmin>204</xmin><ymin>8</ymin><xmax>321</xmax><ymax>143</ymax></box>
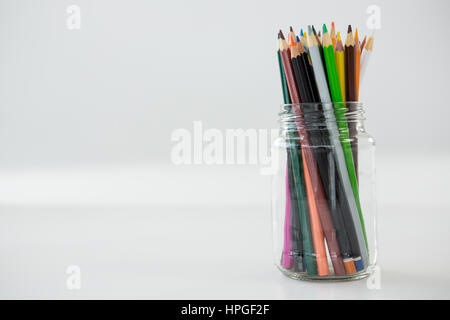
<box><xmin>345</xmin><ymin>40</ymin><xmax>359</xmax><ymax>180</ymax></box>
<box><xmin>278</xmin><ymin>49</ymin><xmax>295</xmax><ymax>269</ymax></box>
<box><xmin>278</xmin><ymin>50</ymin><xmax>291</xmax><ymax>104</ymax></box>
<box><xmin>355</xmin><ymin>38</ymin><xmax>361</xmax><ymax>100</ymax></box>
<box><xmin>287</xmin><ymin>129</ymin><xmax>317</xmax><ymax>274</ymax></box>
<box><xmin>287</xmin><ymin>149</ymin><xmax>304</xmax><ymax>271</ymax></box>
<box><xmin>335</xmin><ymin>50</ymin><xmax>346</xmax><ymax>102</ymax></box>
<box><xmin>345</xmin><ymin>45</ymin><xmax>357</xmax><ymax>102</ymax></box>
<box><xmin>302</xmin><ymin>150</ymin><xmax>329</xmax><ymax>276</ymax></box>
<box><xmin>293</xmin><ymin>55</ymin><xmax>330</xmax><ymax>275</ymax></box>
<box><xmin>359</xmin><ymin>51</ymin><xmax>371</xmax><ymax>84</ymax></box>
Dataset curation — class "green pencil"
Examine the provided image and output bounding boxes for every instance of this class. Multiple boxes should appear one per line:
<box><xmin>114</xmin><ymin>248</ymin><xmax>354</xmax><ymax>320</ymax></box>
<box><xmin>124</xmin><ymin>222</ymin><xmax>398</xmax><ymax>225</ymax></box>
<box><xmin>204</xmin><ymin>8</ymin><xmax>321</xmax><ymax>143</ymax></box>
<box><xmin>278</xmin><ymin>34</ymin><xmax>317</xmax><ymax>275</ymax></box>
<box><xmin>322</xmin><ymin>24</ymin><xmax>368</xmax><ymax>253</ymax></box>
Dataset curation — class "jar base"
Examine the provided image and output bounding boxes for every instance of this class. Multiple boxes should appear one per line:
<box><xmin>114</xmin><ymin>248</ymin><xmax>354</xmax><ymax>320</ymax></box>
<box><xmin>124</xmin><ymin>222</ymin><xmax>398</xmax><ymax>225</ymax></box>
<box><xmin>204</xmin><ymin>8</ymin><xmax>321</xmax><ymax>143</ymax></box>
<box><xmin>277</xmin><ymin>265</ymin><xmax>372</xmax><ymax>282</ymax></box>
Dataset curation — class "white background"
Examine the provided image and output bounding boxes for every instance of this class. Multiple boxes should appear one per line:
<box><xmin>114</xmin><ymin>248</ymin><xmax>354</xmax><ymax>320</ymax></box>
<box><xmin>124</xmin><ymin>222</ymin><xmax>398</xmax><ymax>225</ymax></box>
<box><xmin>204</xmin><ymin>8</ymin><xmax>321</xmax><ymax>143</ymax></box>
<box><xmin>0</xmin><ymin>0</ymin><xmax>449</xmax><ymax>299</ymax></box>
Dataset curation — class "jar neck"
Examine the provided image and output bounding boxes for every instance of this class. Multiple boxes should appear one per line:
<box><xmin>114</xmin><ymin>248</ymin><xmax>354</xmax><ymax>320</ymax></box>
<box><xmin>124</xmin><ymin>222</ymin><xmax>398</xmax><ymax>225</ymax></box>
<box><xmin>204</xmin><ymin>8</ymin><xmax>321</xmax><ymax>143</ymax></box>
<box><xmin>279</xmin><ymin>103</ymin><xmax>366</xmax><ymax>137</ymax></box>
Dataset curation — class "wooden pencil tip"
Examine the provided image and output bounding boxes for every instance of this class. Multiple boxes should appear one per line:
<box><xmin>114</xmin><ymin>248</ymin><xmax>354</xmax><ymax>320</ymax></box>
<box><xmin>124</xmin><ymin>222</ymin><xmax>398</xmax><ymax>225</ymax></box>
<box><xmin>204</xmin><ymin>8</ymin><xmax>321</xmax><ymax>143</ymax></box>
<box><xmin>289</xmin><ymin>26</ymin><xmax>294</xmax><ymax>32</ymax></box>
<box><xmin>354</xmin><ymin>28</ymin><xmax>359</xmax><ymax>39</ymax></box>
<box><xmin>348</xmin><ymin>25</ymin><xmax>352</xmax><ymax>33</ymax></box>
<box><xmin>288</xmin><ymin>33</ymin><xmax>295</xmax><ymax>46</ymax></box>
<box><xmin>323</xmin><ymin>24</ymin><xmax>328</xmax><ymax>34</ymax></box>
<box><xmin>279</xmin><ymin>30</ymin><xmax>285</xmax><ymax>40</ymax></box>
<box><xmin>312</xmin><ymin>25</ymin><xmax>317</xmax><ymax>35</ymax></box>
<box><xmin>331</xmin><ymin>21</ymin><xmax>335</xmax><ymax>28</ymax></box>
<box><xmin>337</xmin><ymin>32</ymin><xmax>341</xmax><ymax>41</ymax></box>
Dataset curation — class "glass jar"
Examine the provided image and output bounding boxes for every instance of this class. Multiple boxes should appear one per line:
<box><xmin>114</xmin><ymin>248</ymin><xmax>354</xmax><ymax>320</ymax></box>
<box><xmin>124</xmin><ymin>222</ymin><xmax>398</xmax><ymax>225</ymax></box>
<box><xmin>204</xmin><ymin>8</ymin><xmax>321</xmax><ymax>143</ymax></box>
<box><xmin>271</xmin><ymin>102</ymin><xmax>377</xmax><ymax>281</ymax></box>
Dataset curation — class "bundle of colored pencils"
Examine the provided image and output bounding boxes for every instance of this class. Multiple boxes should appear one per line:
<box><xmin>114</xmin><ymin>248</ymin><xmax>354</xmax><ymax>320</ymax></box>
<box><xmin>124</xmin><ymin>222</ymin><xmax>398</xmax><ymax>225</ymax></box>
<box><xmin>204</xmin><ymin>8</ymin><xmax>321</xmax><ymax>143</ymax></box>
<box><xmin>277</xmin><ymin>23</ymin><xmax>375</xmax><ymax>276</ymax></box>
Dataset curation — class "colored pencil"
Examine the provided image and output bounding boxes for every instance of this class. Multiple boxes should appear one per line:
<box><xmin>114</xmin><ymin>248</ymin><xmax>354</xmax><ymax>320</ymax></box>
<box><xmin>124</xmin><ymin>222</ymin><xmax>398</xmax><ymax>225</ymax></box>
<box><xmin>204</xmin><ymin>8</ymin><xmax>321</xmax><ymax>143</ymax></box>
<box><xmin>344</xmin><ymin>25</ymin><xmax>359</xmax><ymax>180</ymax></box>
<box><xmin>287</xmin><ymin>151</ymin><xmax>305</xmax><ymax>272</ymax></box>
<box><xmin>302</xmin><ymin>30</ymin><xmax>309</xmax><ymax>50</ymax></box>
<box><xmin>285</xmin><ymin>29</ymin><xmax>309</xmax><ymax>272</ymax></box>
<box><xmin>360</xmin><ymin>35</ymin><xmax>374</xmax><ymax>84</ymax></box>
<box><xmin>335</xmin><ymin>32</ymin><xmax>346</xmax><ymax>102</ymax></box>
<box><xmin>299</xmin><ymin>29</ymin><xmax>308</xmax><ymax>51</ymax></box>
<box><xmin>289</xmin><ymin>34</ymin><xmax>330</xmax><ymax>275</ymax></box>
<box><xmin>320</xmin><ymin>24</ymin><xmax>368</xmax><ymax>271</ymax></box>
<box><xmin>330</xmin><ymin>22</ymin><xmax>337</xmax><ymax>49</ymax></box>
<box><xmin>312</xmin><ymin>26</ymin><xmax>321</xmax><ymax>47</ymax></box>
<box><xmin>345</xmin><ymin>25</ymin><xmax>357</xmax><ymax>102</ymax></box>
<box><xmin>277</xmin><ymin>39</ymin><xmax>294</xmax><ymax>269</ymax></box>
<box><xmin>360</xmin><ymin>35</ymin><xmax>367</xmax><ymax>52</ymax></box>
<box><xmin>279</xmin><ymin>31</ymin><xmax>318</xmax><ymax>275</ymax></box>
<box><xmin>355</xmin><ymin>29</ymin><xmax>361</xmax><ymax>100</ymax></box>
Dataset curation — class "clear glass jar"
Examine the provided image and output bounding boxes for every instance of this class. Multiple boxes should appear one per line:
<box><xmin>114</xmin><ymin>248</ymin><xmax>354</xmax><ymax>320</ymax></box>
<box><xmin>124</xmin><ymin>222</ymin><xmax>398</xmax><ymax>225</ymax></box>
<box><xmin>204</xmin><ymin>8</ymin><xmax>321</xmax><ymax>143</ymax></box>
<box><xmin>271</xmin><ymin>102</ymin><xmax>377</xmax><ymax>281</ymax></box>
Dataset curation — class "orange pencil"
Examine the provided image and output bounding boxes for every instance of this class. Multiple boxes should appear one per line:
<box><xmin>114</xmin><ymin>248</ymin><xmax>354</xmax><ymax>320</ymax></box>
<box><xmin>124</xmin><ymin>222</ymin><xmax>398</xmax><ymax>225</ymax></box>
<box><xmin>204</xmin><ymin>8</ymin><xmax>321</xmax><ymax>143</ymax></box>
<box><xmin>330</xmin><ymin>22</ymin><xmax>337</xmax><ymax>49</ymax></box>
<box><xmin>355</xmin><ymin>28</ymin><xmax>361</xmax><ymax>100</ymax></box>
<box><xmin>302</xmin><ymin>152</ymin><xmax>330</xmax><ymax>276</ymax></box>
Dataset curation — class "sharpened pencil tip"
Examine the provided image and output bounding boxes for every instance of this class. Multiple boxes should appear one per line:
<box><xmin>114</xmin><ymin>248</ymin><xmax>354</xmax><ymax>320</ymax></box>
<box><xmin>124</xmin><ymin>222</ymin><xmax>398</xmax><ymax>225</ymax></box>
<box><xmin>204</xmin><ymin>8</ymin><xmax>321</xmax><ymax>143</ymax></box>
<box><xmin>354</xmin><ymin>28</ymin><xmax>359</xmax><ymax>39</ymax></box>
<box><xmin>279</xmin><ymin>30</ymin><xmax>285</xmax><ymax>39</ymax></box>
<box><xmin>323</xmin><ymin>24</ymin><xmax>328</xmax><ymax>34</ymax></box>
<box><xmin>307</xmin><ymin>25</ymin><xmax>313</xmax><ymax>35</ymax></box>
<box><xmin>331</xmin><ymin>21</ymin><xmax>335</xmax><ymax>28</ymax></box>
<box><xmin>300</xmin><ymin>29</ymin><xmax>304</xmax><ymax>36</ymax></box>
<box><xmin>290</xmin><ymin>26</ymin><xmax>293</xmax><ymax>32</ymax></box>
<box><xmin>337</xmin><ymin>32</ymin><xmax>341</xmax><ymax>41</ymax></box>
<box><xmin>312</xmin><ymin>25</ymin><xmax>317</xmax><ymax>35</ymax></box>
<box><xmin>348</xmin><ymin>25</ymin><xmax>352</xmax><ymax>33</ymax></box>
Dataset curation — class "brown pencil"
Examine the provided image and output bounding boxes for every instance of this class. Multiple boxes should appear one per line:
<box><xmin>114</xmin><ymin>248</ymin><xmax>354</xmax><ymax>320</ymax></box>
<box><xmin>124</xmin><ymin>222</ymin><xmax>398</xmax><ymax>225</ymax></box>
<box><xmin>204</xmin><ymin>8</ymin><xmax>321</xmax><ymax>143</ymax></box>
<box><xmin>355</xmin><ymin>28</ymin><xmax>361</xmax><ymax>100</ymax></box>
<box><xmin>345</xmin><ymin>25</ymin><xmax>356</xmax><ymax>102</ymax></box>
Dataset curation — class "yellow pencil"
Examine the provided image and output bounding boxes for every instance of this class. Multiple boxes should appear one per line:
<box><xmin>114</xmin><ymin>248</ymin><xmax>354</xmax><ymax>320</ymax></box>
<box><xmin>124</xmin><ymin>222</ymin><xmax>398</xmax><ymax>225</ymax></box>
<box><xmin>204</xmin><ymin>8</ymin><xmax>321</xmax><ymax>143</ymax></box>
<box><xmin>335</xmin><ymin>32</ymin><xmax>346</xmax><ymax>102</ymax></box>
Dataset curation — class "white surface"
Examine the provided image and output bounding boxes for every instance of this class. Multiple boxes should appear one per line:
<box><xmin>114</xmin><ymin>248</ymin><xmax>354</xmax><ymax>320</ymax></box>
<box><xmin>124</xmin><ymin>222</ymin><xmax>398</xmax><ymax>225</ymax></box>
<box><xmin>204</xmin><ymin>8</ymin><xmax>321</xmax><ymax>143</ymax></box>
<box><xmin>1</xmin><ymin>154</ymin><xmax>450</xmax><ymax>299</ymax></box>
